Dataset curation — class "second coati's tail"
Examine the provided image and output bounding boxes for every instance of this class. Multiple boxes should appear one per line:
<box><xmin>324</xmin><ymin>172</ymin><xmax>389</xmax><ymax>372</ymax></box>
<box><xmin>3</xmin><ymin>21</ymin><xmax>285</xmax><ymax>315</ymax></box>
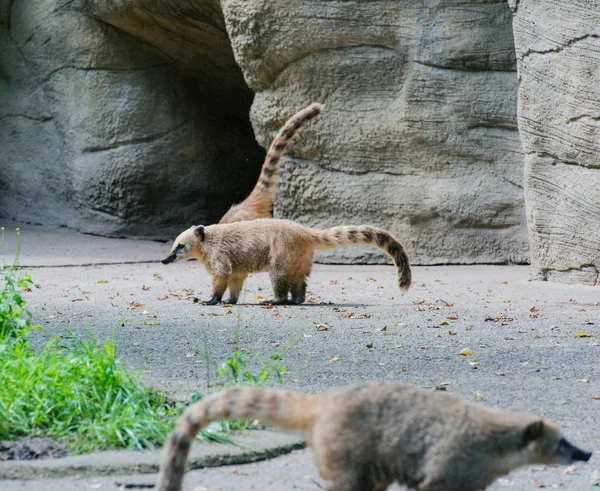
<box><xmin>313</xmin><ymin>226</ymin><xmax>412</xmax><ymax>291</ymax></box>
<box><xmin>219</xmin><ymin>103</ymin><xmax>323</xmax><ymax>224</ymax></box>
<box><xmin>155</xmin><ymin>387</ymin><xmax>319</xmax><ymax>491</ymax></box>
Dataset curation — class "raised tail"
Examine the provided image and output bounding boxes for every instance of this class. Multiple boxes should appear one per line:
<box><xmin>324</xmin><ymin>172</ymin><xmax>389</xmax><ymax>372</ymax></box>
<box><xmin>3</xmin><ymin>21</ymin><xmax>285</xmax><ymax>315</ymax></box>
<box><xmin>155</xmin><ymin>387</ymin><xmax>318</xmax><ymax>491</ymax></box>
<box><xmin>219</xmin><ymin>103</ymin><xmax>323</xmax><ymax>224</ymax></box>
<box><xmin>313</xmin><ymin>226</ymin><xmax>412</xmax><ymax>291</ymax></box>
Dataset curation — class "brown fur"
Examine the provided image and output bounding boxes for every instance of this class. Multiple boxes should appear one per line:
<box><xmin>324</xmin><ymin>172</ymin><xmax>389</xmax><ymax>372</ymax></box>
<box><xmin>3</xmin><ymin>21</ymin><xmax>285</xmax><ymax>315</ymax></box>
<box><xmin>155</xmin><ymin>382</ymin><xmax>591</xmax><ymax>491</ymax></box>
<box><xmin>160</xmin><ymin>219</ymin><xmax>411</xmax><ymax>305</ymax></box>
<box><xmin>219</xmin><ymin>103</ymin><xmax>323</xmax><ymax>224</ymax></box>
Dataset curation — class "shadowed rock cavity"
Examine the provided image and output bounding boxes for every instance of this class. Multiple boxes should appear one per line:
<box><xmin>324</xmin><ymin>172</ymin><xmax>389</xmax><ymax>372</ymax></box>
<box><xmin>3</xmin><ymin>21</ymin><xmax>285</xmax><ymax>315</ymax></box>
<box><xmin>0</xmin><ymin>0</ymin><xmax>265</xmax><ymax>238</ymax></box>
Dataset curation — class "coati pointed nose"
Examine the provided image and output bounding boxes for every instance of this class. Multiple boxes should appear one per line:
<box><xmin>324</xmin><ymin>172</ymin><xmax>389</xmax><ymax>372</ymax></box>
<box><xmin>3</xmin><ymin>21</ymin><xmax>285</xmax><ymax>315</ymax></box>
<box><xmin>161</xmin><ymin>254</ymin><xmax>175</xmax><ymax>265</ymax></box>
<box><xmin>573</xmin><ymin>449</ymin><xmax>592</xmax><ymax>462</ymax></box>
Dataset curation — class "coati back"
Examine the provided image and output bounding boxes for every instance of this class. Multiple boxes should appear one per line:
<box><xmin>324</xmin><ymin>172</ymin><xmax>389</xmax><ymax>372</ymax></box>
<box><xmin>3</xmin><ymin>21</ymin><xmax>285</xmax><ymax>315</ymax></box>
<box><xmin>160</xmin><ymin>219</ymin><xmax>411</xmax><ymax>305</ymax></box>
<box><xmin>155</xmin><ymin>382</ymin><xmax>591</xmax><ymax>491</ymax></box>
<box><xmin>219</xmin><ymin>103</ymin><xmax>323</xmax><ymax>224</ymax></box>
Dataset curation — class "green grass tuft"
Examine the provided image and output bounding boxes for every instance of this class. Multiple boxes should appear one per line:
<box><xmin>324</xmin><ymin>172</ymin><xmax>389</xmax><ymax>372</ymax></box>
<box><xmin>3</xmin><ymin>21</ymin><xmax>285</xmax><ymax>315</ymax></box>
<box><xmin>0</xmin><ymin>336</ymin><xmax>178</xmax><ymax>453</ymax></box>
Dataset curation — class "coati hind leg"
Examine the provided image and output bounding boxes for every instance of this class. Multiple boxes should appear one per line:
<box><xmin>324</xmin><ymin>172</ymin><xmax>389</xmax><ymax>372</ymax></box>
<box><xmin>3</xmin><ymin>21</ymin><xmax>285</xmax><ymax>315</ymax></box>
<box><xmin>227</xmin><ymin>274</ymin><xmax>248</xmax><ymax>304</ymax></box>
<box><xmin>203</xmin><ymin>275</ymin><xmax>229</xmax><ymax>305</ymax></box>
<box><xmin>267</xmin><ymin>269</ymin><xmax>290</xmax><ymax>305</ymax></box>
<box><xmin>289</xmin><ymin>255</ymin><xmax>313</xmax><ymax>305</ymax></box>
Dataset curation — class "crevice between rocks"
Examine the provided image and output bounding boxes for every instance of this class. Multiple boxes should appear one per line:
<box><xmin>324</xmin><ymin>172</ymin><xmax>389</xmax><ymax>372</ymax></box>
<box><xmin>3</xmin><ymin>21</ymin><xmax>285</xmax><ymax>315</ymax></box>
<box><xmin>527</xmin><ymin>151</ymin><xmax>600</xmax><ymax>170</ymax></box>
<box><xmin>520</xmin><ymin>34</ymin><xmax>600</xmax><ymax>61</ymax></box>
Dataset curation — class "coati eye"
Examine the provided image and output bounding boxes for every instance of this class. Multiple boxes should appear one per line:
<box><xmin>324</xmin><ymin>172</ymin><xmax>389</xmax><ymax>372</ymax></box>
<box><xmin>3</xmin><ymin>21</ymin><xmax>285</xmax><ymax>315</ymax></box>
<box><xmin>176</xmin><ymin>244</ymin><xmax>185</xmax><ymax>251</ymax></box>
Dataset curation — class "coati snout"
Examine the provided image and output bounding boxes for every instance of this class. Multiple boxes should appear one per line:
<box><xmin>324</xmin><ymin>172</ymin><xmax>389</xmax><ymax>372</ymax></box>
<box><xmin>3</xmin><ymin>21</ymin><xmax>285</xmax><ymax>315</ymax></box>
<box><xmin>160</xmin><ymin>243</ymin><xmax>186</xmax><ymax>265</ymax></box>
<box><xmin>161</xmin><ymin>219</ymin><xmax>411</xmax><ymax>305</ymax></box>
<box><xmin>557</xmin><ymin>437</ymin><xmax>592</xmax><ymax>464</ymax></box>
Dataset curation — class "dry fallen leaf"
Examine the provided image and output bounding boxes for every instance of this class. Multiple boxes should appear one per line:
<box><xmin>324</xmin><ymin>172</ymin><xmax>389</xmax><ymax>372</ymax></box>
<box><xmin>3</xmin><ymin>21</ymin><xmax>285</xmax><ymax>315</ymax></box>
<box><xmin>577</xmin><ymin>330</ymin><xmax>591</xmax><ymax>337</ymax></box>
<box><xmin>531</xmin><ymin>479</ymin><xmax>545</xmax><ymax>488</ymax></box>
<box><xmin>579</xmin><ymin>308</ymin><xmax>586</xmax><ymax>312</ymax></box>
<box><xmin>530</xmin><ymin>306</ymin><xmax>540</xmax><ymax>313</ymax></box>
<box><xmin>459</xmin><ymin>348</ymin><xmax>472</xmax><ymax>356</ymax></box>
<box><xmin>448</xmin><ymin>330</ymin><xmax>457</xmax><ymax>336</ymax></box>
<box><xmin>157</xmin><ymin>295</ymin><xmax>168</xmax><ymax>300</ymax></box>
<box><xmin>329</xmin><ymin>280</ymin><xmax>339</xmax><ymax>285</ymax></box>
<box><xmin>128</xmin><ymin>301</ymin><xmax>144</xmax><ymax>309</ymax></box>
<box><xmin>447</xmin><ymin>315</ymin><xmax>459</xmax><ymax>320</ymax></box>
<box><xmin>413</xmin><ymin>299</ymin><xmax>425</xmax><ymax>305</ymax></box>
<box><xmin>592</xmin><ymin>394</ymin><xmax>600</xmax><ymax>400</ymax></box>
<box><xmin>496</xmin><ymin>372</ymin><xmax>505</xmax><ymax>377</ymax></box>
<box><xmin>255</xmin><ymin>295</ymin><xmax>263</xmax><ymax>300</ymax></box>
<box><xmin>142</xmin><ymin>285</ymin><xmax>150</xmax><ymax>291</ymax></box>
<box><xmin>329</xmin><ymin>355</ymin><xmax>340</xmax><ymax>363</ymax></box>
<box><xmin>476</xmin><ymin>391</ymin><xmax>486</xmax><ymax>401</ymax></box>
<box><xmin>315</xmin><ymin>323</ymin><xmax>331</xmax><ymax>331</ymax></box>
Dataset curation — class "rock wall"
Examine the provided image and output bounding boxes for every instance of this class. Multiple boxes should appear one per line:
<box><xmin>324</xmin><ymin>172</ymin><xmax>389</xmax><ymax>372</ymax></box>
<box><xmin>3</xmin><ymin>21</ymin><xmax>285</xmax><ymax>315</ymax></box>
<box><xmin>1</xmin><ymin>0</ymin><xmax>529</xmax><ymax>265</ymax></box>
<box><xmin>510</xmin><ymin>0</ymin><xmax>600</xmax><ymax>284</ymax></box>
<box><xmin>221</xmin><ymin>0</ymin><xmax>528</xmax><ymax>265</ymax></box>
<box><xmin>0</xmin><ymin>0</ymin><xmax>264</xmax><ymax>238</ymax></box>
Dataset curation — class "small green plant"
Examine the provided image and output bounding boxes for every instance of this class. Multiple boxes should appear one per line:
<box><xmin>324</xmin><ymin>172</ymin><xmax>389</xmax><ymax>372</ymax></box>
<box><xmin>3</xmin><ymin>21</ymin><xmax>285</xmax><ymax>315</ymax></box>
<box><xmin>0</xmin><ymin>228</ymin><xmax>41</xmax><ymax>339</ymax></box>
<box><xmin>218</xmin><ymin>348</ymin><xmax>287</xmax><ymax>385</ymax></box>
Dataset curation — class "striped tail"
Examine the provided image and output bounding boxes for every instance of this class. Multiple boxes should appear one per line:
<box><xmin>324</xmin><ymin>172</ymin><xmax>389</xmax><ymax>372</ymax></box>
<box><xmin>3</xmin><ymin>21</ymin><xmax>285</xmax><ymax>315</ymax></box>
<box><xmin>313</xmin><ymin>226</ymin><xmax>412</xmax><ymax>291</ymax></box>
<box><xmin>220</xmin><ymin>103</ymin><xmax>323</xmax><ymax>224</ymax></box>
<box><xmin>155</xmin><ymin>387</ymin><xmax>318</xmax><ymax>491</ymax></box>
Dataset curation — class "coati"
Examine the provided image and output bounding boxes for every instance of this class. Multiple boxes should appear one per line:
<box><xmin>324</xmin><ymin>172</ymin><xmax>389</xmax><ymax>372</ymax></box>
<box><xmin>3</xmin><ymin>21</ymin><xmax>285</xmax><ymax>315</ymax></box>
<box><xmin>219</xmin><ymin>103</ymin><xmax>323</xmax><ymax>224</ymax></box>
<box><xmin>155</xmin><ymin>382</ymin><xmax>592</xmax><ymax>491</ymax></box>
<box><xmin>160</xmin><ymin>219</ymin><xmax>411</xmax><ymax>305</ymax></box>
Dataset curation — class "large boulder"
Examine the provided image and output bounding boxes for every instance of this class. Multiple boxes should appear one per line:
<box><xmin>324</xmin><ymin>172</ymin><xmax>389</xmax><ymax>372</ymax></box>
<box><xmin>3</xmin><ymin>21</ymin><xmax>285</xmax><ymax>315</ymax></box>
<box><xmin>2</xmin><ymin>0</ymin><xmax>528</xmax><ymax>266</ymax></box>
<box><xmin>0</xmin><ymin>0</ymin><xmax>264</xmax><ymax>238</ymax></box>
<box><xmin>510</xmin><ymin>0</ymin><xmax>600</xmax><ymax>284</ymax></box>
<box><xmin>222</xmin><ymin>0</ymin><xmax>528</xmax><ymax>265</ymax></box>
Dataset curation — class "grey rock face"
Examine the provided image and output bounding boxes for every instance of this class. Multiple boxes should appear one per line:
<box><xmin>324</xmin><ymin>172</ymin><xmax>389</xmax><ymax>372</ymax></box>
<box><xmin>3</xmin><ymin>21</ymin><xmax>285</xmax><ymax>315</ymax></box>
<box><xmin>222</xmin><ymin>0</ymin><xmax>529</xmax><ymax>265</ymax></box>
<box><xmin>0</xmin><ymin>0</ymin><xmax>264</xmax><ymax>238</ymax></box>
<box><xmin>2</xmin><ymin>0</ymin><xmax>529</xmax><ymax>266</ymax></box>
<box><xmin>511</xmin><ymin>0</ymin><xmax>600</xmax><ymax>285</ymax></box>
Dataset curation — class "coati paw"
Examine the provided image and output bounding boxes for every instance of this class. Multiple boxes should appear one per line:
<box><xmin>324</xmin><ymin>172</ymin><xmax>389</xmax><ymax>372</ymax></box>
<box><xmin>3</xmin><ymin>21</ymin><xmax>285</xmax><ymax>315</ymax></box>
<box><xmin>262</xmin><ymin>299</ymin><xmax>291</xmax><ymax>306</ymax></box>
<box><xmin>201</xmin><ymin>296</ymin><xmax>222</xmax><ymax>306</ymax></box>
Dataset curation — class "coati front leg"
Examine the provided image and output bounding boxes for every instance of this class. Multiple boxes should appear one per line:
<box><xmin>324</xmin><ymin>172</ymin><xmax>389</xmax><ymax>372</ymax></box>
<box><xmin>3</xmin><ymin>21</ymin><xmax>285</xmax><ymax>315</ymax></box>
<box><xmin>203</xmin><ymin>275</ymin><xmax>229</xmax><ymax>305</ymax></box>
<box><xmin>227</xmin><ymin>274</ymin><xmax>248</xmax><ymax>304</ymax></box>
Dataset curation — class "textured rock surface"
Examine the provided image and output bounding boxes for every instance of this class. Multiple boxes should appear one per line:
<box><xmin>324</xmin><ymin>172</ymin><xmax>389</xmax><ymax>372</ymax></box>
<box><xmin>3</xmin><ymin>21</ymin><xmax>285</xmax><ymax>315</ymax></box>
<box><xmin>222</xmin><ymin>0</ymin><xmax>528</xmax><ymax>265</ymax></box>
<box><xmin>0</xmin><ymin>0</ymin><xmax>264</xmax><ymax>238</ymax></box>
<box><xmin>511</xmin><ymin>0</ymin><xmax>600</xmax><ymax>284</ymax></box>
<box><xmin>2</xmin><ymin>0</ymin><xmax>528</xmax><ymax>264</ymax></box>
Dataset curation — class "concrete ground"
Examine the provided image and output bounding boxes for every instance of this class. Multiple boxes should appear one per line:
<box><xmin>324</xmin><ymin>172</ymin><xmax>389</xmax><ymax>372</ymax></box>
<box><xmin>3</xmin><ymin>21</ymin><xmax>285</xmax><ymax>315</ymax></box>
<box><xmin>1</xmin><ymin>224</ymin><xmax>599</xmax><ymax>490</ymax></box>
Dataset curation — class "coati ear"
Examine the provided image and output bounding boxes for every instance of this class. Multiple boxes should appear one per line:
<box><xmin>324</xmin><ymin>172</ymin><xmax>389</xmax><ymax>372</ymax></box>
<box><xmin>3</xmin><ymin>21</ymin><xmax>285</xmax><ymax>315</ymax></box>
<box><xmin>193</xmin><ymin>225</ymin><xmax>205</xmax><ymax>241</ymax></box>
<box><xmin>523</xmin><ymin>420</ymin><xmax>545</xmax><ymax>444</ymax></box>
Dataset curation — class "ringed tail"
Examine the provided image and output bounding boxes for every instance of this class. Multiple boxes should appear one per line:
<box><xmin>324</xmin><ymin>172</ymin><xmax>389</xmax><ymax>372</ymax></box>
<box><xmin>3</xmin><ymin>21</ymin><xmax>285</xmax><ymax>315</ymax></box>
<box><xmin>313</xmin><ymin>226</ymin><xmax>412</xmax><ymax>291</ymax></box>
<box><xmin>155</xmin><ymin>387</ymin><xmax>318</xmax><ymax>491</ymax></box>
<box><xmin>252</xmin><ymin>102</ymin><xmax>323</xmax><ymax>197</ymax></box>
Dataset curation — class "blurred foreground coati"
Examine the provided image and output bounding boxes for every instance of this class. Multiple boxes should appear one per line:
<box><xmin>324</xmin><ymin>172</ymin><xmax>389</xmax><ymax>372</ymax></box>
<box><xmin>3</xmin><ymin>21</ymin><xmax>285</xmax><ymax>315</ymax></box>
<box><xmin>161</xmin><ymin>219</ymin><xmax>411</xmax><ymax>305</ymax></box>
<box><xmin>155</xmin><ymin>382</ymin><xmax>591</xmax><ymax>491</ymax></box>
<box><xmin>219</xmin><ymin>103</ymin><xmax>322</xmax><ymax>224</ymax></box>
